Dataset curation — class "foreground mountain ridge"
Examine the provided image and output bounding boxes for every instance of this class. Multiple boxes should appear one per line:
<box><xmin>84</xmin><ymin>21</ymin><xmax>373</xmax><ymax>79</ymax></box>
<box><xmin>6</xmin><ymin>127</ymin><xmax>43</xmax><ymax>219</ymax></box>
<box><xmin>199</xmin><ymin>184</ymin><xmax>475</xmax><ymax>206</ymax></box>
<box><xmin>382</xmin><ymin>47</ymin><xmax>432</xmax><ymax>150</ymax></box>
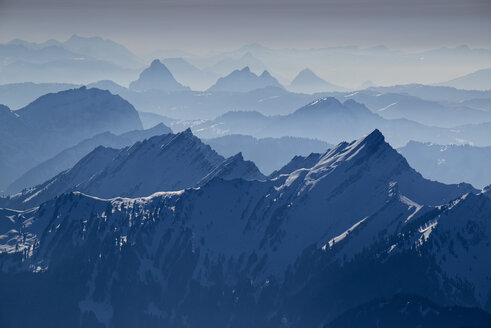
<box><xmin>0</xmin><ymin>130</ymin><xmax>488</xmax><ymax>327</ymax></box>
<box><xmin>1</xmin><ymin>129</ymin><xmax>265</xmax><ymax>209</ymax></box>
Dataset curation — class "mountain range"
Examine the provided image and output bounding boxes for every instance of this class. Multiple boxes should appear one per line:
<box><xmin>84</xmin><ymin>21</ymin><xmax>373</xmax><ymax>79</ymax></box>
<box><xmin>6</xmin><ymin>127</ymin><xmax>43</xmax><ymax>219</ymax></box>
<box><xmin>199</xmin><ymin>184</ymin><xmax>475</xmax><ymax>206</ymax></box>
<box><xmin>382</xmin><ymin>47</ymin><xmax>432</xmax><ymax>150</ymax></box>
<box><xmin>398</xmin><ymin>141</ymin><xmax>491</xmax><ymax>189</ymax></box>
<box><xmin>162</xmin><ymin>57</ymin><xmax>219</xmax><ymax>91</ymax></box>
<box><xmin>207</xmin><ymin>66</ymin><xmax>282</xmax><ymax>92</ymax></box>
<box><xmin>0</xmin><ymin>35</ymin><xmax>143</xmax><ymax>85</ymax></box>
<box><xmin>337</xmin><ymin>89</ymin><xmax>491</xmax><ymax>127</ymax></box>
<box><xmin>205</xmin><ymin>134</ymin><xmax>332</xmax><ymax>175</ymax></box>
<box><xmin>190</xmin><ymin>97</ymin><xmax>479</xmax><ymax>147</ymax></box>
<box><xmin>6</xmin><ymin>123</ymin><xmax>172</xmax><ymax>195</ymax></box>
<box><xmin>0</xmin><ymin>87</ymin><xmax>142</xmax><ymax>192</ymax></box>
<box><xmin>1</xmin><ymin>129</ymin><xmax>488</xmax><ymax>327</ymax></box>
<box><xmin>439</xmin><ymin>68</ymin><xmax>491</xmax><ymax>91</ymax></box>
<box><xmin>0</xmin><ymin>129</ymin><xmax>264</xmax><ymax>209</ymax></box>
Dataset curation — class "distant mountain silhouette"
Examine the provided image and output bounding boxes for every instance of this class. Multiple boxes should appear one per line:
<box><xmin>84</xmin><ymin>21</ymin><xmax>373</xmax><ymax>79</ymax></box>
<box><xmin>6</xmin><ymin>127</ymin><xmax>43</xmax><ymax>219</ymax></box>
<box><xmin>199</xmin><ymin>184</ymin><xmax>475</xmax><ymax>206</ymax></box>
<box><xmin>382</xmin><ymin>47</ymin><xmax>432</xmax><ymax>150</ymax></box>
<box><xmin>0</xmin><ymin>87</ymin><xmax>142</xmax><ymax>191</ymax></box>
<box><xmin>208</xmin><ymin>66</ymin><xmax>282</xmax><ymax>92</ymax></box>
<box><xmin>289</xmin><ymin>68</ymin><xmax>346</xmax><ymax>93</ymax></box>
<box><xmin>63</xmin><ymin>34</ymin><xmax>143</xmax><ymax>68</ymax></box>
<box><xmin>438</xmin><ymin>68</ymin><xmax>491</xmax><ymax>91</ymax></box>
<box><xmin>191</xmin><ymin>97</ymin><xmax>491</xmax><ymax>147</ymax></box>
<box><xmin>205</xmin><ymin>134</ymin><xmax>331</xmax><ymax>174</ymax></box>
<box><xmin>162</xmin><ymin>57</ymin><xmax>218</xmax><ymax>90</ymax></box>
<box><xmin>129</xmin><ymin>59</ymin><xmax>190</xmax><ymax>92</ymax></box>
<box><xmin>6</xmin><ymin>123</ymin><xmax>172</xmax><ymax>194</ymax></box>
<box><xmin>399</xmin><ymin>141</ymin><xmax>491</xmax><ymax>188</ymax></box>
<box><xmin>340</xmin><ymin>89</ymin><xmax>491</xmax><ymax>127</ymax></box>
<box><xmin>204</xmin><ymin>52</ymin><xmax>267</xmax><ymax>76</ymax></box>
<box><xmin>0</xmin><ymin>82</ymin><xmax>79</xmax><ymax>109</ymax></box>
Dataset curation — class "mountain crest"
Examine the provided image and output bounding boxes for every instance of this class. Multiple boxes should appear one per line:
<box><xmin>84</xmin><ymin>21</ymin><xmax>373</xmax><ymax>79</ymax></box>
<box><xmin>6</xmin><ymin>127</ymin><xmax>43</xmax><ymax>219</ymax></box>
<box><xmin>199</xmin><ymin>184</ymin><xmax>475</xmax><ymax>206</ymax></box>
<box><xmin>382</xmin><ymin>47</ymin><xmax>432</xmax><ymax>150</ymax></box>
<box><xmin>208</xmin><ymin>66</ymin><xmax>282</xmax><ymax>92</ymax></box>
<box><xmin>199</xmin><ymin>152</ymin><xmax>265</xmax><ymax>186</ymax></box>
<box><xmin>129</xmin><ymin>59</ymin><xmax>190</xmax><ymax>92</ymax></box>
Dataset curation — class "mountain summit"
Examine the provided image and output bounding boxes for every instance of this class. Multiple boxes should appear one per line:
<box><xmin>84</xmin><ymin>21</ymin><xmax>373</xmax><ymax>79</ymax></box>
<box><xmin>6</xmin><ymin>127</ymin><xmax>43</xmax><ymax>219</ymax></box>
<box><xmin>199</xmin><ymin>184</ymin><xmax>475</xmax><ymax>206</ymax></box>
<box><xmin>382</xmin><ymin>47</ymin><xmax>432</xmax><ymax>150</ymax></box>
<box><xmin>289</xmin><ymin>68</ymin><xmax>346</xmax><ymax>93</ymax></box>
<box><xmin>129</xmin><ymin>59</ymin><xmax>190</xmax><ymax>92</ymax></box>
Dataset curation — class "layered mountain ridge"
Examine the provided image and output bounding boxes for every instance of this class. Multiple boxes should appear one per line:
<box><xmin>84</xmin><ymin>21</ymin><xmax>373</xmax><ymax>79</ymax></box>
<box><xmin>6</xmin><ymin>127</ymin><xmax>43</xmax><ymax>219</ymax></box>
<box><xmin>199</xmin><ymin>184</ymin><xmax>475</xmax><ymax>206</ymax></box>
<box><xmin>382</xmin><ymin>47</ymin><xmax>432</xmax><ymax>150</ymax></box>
<box><xmin>0</xmin><ymin>130</ymin><xmax>487</xmax><ymax>327</ymax></box>
<box><xmin>0</xmin><ymin>87</ymin><xmax>143</xmax><ymax>191</ymax></box>
<box><xmin>207</xmin><ymin>66</ymin><xmax>283</xmax><ymax>92</ymax></box>
<box><xmin>1</xmin><ymin>129</ymin><xmax>265</xmax><ymax>209</ymax></box>
<box><xmin>6</xmin><ymin>123</ymin><xmax>172</xmax><ymax>194</ymax></box>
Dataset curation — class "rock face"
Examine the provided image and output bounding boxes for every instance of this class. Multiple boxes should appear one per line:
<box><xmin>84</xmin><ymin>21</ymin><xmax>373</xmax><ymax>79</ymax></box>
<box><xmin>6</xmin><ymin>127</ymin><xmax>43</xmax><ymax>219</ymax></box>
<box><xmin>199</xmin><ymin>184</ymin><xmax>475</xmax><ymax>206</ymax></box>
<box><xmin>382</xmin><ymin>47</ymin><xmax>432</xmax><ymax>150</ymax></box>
<box><xmin>0</xmin><ymin>130</ymin><xmax>488</xmax><ymax>328</ymax></box>
<box><xmin>1</xmin><ymin>129</ymin><xmax>265</xmax><ymax>209</ymax></box>
<box><xmin>207</xmin><ymin>66</ymin><xmax>283</xmax><ymax>92</ymax></box>
<box><xmin>0</xmin><ymin>87</ymin><xmax>143</xmax><ymax>191</ymax></box>
<box><xmin>129</xmin><ymin>59</ymin><xmax>190</xmax><ymax>92</ymax></box>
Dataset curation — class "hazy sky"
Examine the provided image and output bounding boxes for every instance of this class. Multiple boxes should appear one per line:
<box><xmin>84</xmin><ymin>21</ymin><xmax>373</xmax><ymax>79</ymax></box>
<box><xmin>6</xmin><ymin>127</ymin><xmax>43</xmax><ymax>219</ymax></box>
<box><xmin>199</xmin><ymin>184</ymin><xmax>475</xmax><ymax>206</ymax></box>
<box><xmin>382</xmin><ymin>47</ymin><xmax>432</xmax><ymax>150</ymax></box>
<box><xmin>1</xmin><ymin>0</ymin><xmax>490</xmax><ymax>54</ymax></box>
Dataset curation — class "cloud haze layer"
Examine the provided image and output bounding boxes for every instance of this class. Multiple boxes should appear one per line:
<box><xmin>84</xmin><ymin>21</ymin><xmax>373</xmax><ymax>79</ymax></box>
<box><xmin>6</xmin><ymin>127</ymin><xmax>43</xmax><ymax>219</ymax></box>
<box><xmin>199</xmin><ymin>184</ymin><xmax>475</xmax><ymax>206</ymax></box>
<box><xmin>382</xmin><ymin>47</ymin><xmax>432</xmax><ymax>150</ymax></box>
<box><xmin>1</xmin><ymin>0</ymin><xmax>490</xmax><ymax>54</ymax></box>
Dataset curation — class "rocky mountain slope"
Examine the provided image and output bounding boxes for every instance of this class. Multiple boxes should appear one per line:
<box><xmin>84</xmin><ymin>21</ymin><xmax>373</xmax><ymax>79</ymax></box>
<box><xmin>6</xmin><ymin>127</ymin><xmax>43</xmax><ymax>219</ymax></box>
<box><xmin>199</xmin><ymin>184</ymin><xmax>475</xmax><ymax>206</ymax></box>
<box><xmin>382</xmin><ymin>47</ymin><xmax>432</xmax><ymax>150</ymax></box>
<box><xmin>0</xmin><ymin>130</ymin><xmax>487</xmax><ymax>327</ymax></box>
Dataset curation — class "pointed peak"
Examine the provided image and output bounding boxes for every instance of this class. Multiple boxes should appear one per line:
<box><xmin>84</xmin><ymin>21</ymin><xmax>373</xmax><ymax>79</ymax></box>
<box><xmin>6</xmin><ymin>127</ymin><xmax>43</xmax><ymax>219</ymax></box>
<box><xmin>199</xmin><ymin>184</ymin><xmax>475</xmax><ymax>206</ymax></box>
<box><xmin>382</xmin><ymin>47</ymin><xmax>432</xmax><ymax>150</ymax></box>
<box><xmin>240</xmin><ymin>66</ymin><xmax>251</xmax><ymax>73</ymax></box>
<box><xmin>130</xmin><ymin>58</ymin><xmax>188</xmax><ymax>91</ymax></box>
<box><xmin>150</xmin><ymin>59</ymin><xmax>165</xmax><ymax>68</ymax></box>
<box><xmin>143</xmin><ymin>59</ymin><xmax>172</xmax><ymax>75</ymax></box>
<box><xmin>260</xmin><ymin>70</ymin><xmax>272</xmax><ymax>78</ymax></box>
<box><xmin>361</xmin><ymin>129</ymin><xmax>385</xmax><ymax>145</ymax></box>
<box><xmin>299</xmin><ymin>68</ymin><xmax>315</xmax><ymax>75</ymax></box>
<box><xmin>181</xmin><ymin>127</ymin><xmax>193</xmax><ymax>135</ymax></box>
<box><xmin>318</xmin><ymin>130</ymin><xmax>387</xmax><ymax>164</ymax></box>
<box><xmin>229</xmin><ymin>152</ymin><xmax>244</xmax><ymax>161</ymax></box>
